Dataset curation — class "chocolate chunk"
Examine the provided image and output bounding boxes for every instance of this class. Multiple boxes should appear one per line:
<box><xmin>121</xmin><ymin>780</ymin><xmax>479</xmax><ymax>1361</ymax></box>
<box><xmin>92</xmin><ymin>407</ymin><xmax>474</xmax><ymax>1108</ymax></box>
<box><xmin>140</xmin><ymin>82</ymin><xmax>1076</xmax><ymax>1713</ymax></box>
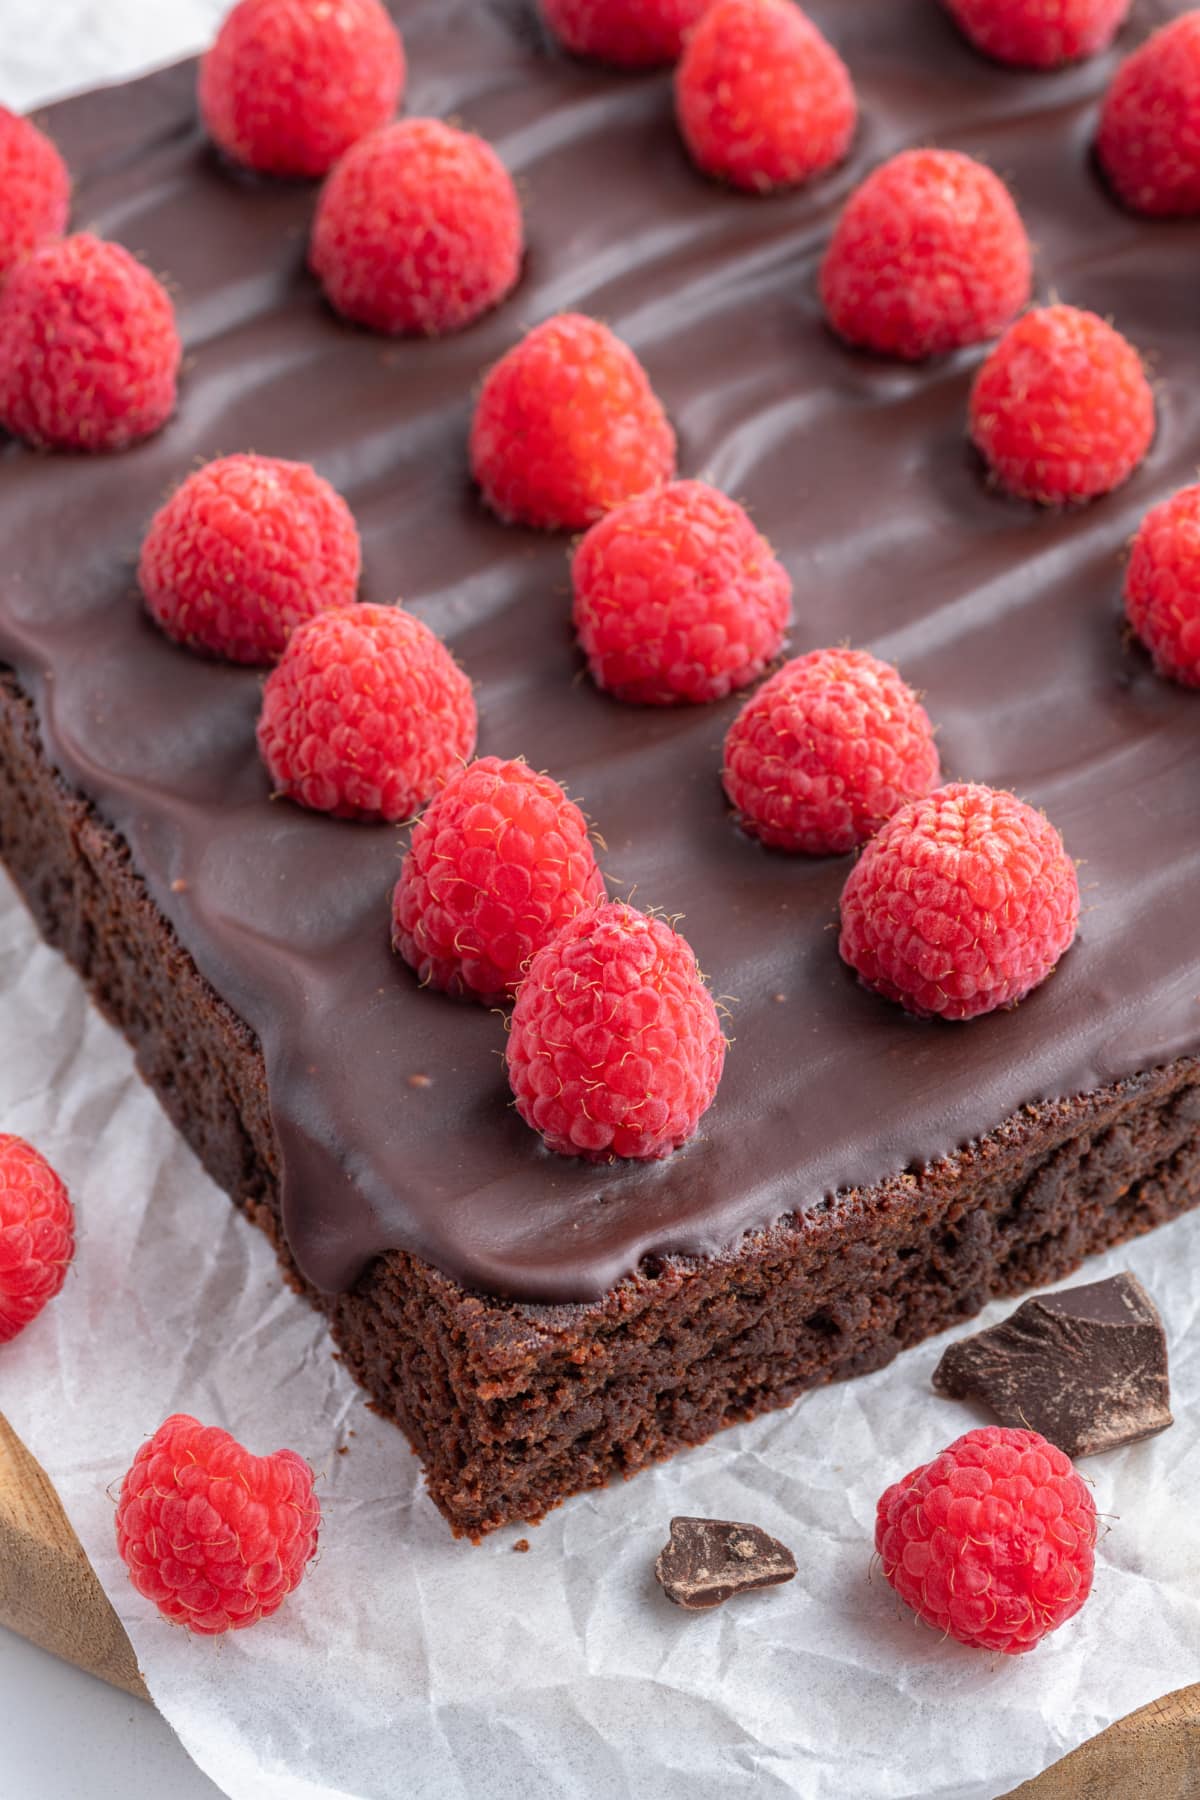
<box><xmin>654</xmin><ymin>1517</ymin><xmax>797</xmax><ymax>1610</ymax></box>
<box><xmin>932</xmin><ymin>1272</ymin><xmax>1172</xmax><ymax>1459</ymax></box>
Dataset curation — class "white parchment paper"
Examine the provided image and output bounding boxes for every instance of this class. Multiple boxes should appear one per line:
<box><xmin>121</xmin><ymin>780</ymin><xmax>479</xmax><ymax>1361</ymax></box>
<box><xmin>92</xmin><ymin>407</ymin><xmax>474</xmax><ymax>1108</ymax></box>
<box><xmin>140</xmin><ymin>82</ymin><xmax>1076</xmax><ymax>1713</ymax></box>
<box><xmin>3</xmin><ymin>10</ymin><xmax>1200</xmax><ymax>1798</ymax></box>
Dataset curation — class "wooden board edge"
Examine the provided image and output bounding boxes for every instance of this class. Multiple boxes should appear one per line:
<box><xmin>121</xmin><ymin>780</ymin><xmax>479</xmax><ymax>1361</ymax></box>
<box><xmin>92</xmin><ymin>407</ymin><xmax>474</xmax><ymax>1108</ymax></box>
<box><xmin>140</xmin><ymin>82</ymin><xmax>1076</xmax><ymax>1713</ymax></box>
<box><xmin>0</xmin><ymin>1411</ymin><xmax>147</xmax><ymax>1699</ymax></box>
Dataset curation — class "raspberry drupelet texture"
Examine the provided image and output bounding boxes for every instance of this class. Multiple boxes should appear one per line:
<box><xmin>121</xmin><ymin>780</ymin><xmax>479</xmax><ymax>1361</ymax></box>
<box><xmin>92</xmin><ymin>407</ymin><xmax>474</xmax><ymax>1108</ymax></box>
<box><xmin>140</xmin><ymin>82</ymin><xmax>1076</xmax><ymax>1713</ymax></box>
<box><xmin>820</xmin><ymin>150</ymin><xmax>1032</xmax><ymax>362</ymax></box>
<box><xmin>723</xmin><ymin>648</ymin><xmax>940</xmax><ymax>854</ymax></box>
<box><xmin>969</xmin><ymin>304</ymin><xmax>1154</xmax><ymax>505</ymax></box>
<box><xmin>506</xmin><ymin>902</ymin><xmax>726</xmax><ymax>1161</ymax></box>
<box><xmin>540</xmin><ymin>0</ymin><xmax>711</xmax><ymax>65</ymax></box>
<box><xmin>310</xmin><ymin>119</ymin><xmax>522</xmax><ymax>337</ymax></box>
<box><xmin>1098</xmin><ymin>12</ymin><xmax>1200</xmax><ymax>217</ymax></box>
<box><xmin>1123</xmin><ymin>484</ymin><xmax>1200</xmax><ymax>689</ymax></box>
<box><xmin>0</xmin><ymin>1135</ymin><xmax>74</xmax><ymax>1345</ymax></box>
<box><xmin>470</xmin><ymin>314</ymin><xmax>676</xmax><ymax>532</ymax></box>
<box><xmin>0</xmin><ymin>233</ymin><xmax>180</xmax><ymax>452</ymax></box>
<box><xmin>675</xmin><ymin>0</ymin><xmax>857</xmax><ymax>194</ymax></box>
<box><xmin>839</xmin><ymin>782</ymin><xmax>1079</xmax><ymax>1021</ymax></box>
<box><xmin>941</xmin><ymin>0</ymin><xmax>1131</xmax><ymax>68</ymax></box>
<box><xmin>115</xmin><ymin>1414</ymin><xmax>320</xmax><ymax>1634</ymax></box>
<box><xmin>199</xmin><ymin>0</ymin><xmax>405</xmax><ymax>179</ymax></box>
<box><xmin>139</xmin><ymin>454</ymin><xmax>361</xmax><ymax>665</ymax></box>
<box><xmin>392</xmin><ymin>757</ymin><xmax>606</xmax><ymax>1003</ymax></box>
<box><xmin>0</xmin><ymin>107</ymin><xmax>70</xmax><ymax>279</ymax></box>
<box><xmin>257</xmin><ymin>603</ymin><xmax>477</xmax><ymax>822</ymax></box>
<box><xmin>876</xmin><ymin>1426</ymin><xmax>1096</xmax><ymax>1654</ymax></box>
<box><xmin>571</xmin><ymin>480</ymin><xmax>792</xmax><ymax>706</ymax></box>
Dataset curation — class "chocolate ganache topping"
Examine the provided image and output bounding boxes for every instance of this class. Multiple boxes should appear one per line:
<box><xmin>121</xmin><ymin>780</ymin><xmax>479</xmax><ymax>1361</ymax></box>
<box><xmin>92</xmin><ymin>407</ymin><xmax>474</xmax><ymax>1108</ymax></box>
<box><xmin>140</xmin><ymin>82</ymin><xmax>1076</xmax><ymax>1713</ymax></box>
<box><xmin>0</xmin><ymin>0</ymin><xmax>1197</xmax><ymax>1303</ymax></box>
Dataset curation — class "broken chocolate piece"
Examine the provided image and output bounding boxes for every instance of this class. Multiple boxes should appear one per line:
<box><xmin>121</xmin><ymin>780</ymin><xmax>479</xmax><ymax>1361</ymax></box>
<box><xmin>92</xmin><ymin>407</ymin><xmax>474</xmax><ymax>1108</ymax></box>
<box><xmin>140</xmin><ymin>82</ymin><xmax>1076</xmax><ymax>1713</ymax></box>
<box><xmin>932</xmin><ymin>1271</ymin><xmax>1172</xmax><ymax>1459</ymax></box>
<box><xmin>654</xmin><ymin>1517</ymin><xmax>797</xmax><ymax>1610</ymax></box>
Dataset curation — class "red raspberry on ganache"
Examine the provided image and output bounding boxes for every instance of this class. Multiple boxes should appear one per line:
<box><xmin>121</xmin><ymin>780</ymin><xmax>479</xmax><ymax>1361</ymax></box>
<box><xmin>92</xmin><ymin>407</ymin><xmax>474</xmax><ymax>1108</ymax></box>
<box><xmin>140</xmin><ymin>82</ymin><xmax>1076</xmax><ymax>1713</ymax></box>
<box><xmin>942</xmin><ymin>0</ymin><xmax>1130</xmax><ymax>68</ymax></box>
<box><xmin>821</xmin><ymin>150</ymin><xmax>1031</xmax><ymax>362</ymax></box>
<box><xmin>572</xmin><ymin>480</ymin><xmax>791</xmax><ymax>706</ymax></box>
<box><xmin>1098</xmin><ymin>13</ymin><xmax>1200</xmax><ymax>217</ymax></box>
<box><xmin>969</xmin><ymin>304</ymin><xmax>1154</xmax><ymax>505</ymax></box>
<box><xmin>0</xmin><ymin>108</ymin><xmax>69</xmax><ymax>279</ymax></box>
<box><xmin>199</xmin><ymin>0</ymin><xmax>404</xmax><ymax>179</ymax></box>
<box><xmin>470</xmin><ymin>314</ymin><xmax>676</xmax><ymax>532</ymax></box>
<box><xmin>506</xmin><ymin>902</ymin><xmax>726</xmax><ymax>1161</ymax></box>
<box><xmin>876</xmin><ymin>1427</ymin><xmax>1096</xmax><ymax>1654</ymax></box>
<box><xmin>139</xmin><ymin>455</ymin><xmax>360</xmax><ymax>665</ymax></box>
<box><xmin>839</xmin><ymin>782</ymin><xmax>1079</xmax><ymax>1021</ymax></box>
<box><xmin>392</xmin><ymin>757</ymin><xmax>605</xmax><ymax>1004</ymax></box>
<box><xmin>116</xmin><ymin>1414</ymin><xmax>320</xmax><ymax>1635</ymax></box>
<box><xmin>0</xmin><ymin>1135</ymin><xmax>73</xmax><ymax>1345</ymax></box>
<box><xmin>723</xmin><ymin>648</ymin><xmax>939</xmax><ymax>855</ymax></box>
<box><xmin>0</xmin><ymin>233</ymin><xmax>180</xmax><ymax>452</ymax></box>
<box><xmin>540</xmin><ymin>0</ymin><xmax>711</xmax><ymax>65</ymax></box>
<box><xmin>310</xmin><ymin>119</ymin><xmax>522</xmax><ymax>338</ymax></box>
<box><xmin>676</xmin><ymin>0</ymin><xmax>856</xmax><ymax>194</ymax></box>
<box><xmin>1124</xmin><ymin>484</ymin><xmax>1200</xmax><ymax>689</ymax></box>
<box><xmin>257</xmin><ymin>603</ymin><xmax>476</xmax><ymax>822</ymax></box>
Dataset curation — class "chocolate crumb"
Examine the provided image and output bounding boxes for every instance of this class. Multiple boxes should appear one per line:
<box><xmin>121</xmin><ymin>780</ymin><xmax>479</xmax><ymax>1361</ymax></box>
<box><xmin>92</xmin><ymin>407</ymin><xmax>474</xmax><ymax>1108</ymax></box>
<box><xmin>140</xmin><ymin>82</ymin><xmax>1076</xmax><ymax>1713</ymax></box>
<box><xmin>513</xmin><ymin>1538</ymin><xmax>530</xmax><ymax>1554</ymax></box>
<box><xmin>170</xmin><ymin>877</ymin><xmax>188</xmax><ymax>893</ymax></box>
<box><xmin>337</xmin><ymin>1445</ymin><xmax>348</xmax><ymax>1456</ymax></box>
<box><xmin>655</xmin><ymin>1516</ymin><xmax>796</xmax><ymax>1610</ymax></box>
<box><xmin>932</xmin><ymin>1271</ymin><xmax>1172</xmax><ymax>1459</ymax></box>
<box><xmin>408</xmin><ymin>1072</ymin><xmax>432</xmax><ymax>1089</ymax></box>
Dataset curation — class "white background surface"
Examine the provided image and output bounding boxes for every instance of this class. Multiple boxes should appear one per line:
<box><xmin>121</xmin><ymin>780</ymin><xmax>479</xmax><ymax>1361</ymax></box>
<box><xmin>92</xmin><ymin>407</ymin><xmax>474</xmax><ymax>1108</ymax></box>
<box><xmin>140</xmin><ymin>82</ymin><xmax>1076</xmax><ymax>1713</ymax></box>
<box><xmin>3</xmin><ymin>7</ymin><xmax>1200</xmax><ymax>1800</ymax></box>
<box><xmin>4</xmin><ymin>11</ymin><xmax>228</xmax><ymax>1799</ymax></box>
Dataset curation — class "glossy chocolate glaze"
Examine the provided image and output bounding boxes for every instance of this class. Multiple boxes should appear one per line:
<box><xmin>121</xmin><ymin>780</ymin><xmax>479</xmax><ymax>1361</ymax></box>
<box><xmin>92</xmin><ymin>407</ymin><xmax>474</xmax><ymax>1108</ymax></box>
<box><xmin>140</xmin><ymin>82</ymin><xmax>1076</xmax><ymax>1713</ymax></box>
<box><xmin>2</xmin><ymin>0</ymin><xmax>1198</xmax><ymax>1302</ymax></box>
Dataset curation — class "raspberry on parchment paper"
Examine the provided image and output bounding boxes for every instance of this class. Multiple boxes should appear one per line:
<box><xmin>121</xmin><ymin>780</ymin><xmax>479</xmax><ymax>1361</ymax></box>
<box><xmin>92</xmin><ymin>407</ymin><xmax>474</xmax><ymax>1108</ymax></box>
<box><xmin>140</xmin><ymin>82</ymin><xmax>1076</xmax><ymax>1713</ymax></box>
<box><xmin>0</xmin><ymin>1135</ymin><xmax>74</xmax><ymax>1345</ymax></box>
<box><xmin>875</xmin><ymin>1425</ymin><xmax>1097</xmax><ymax>1654</ymax></box>
<box><xmin>115</xmin><ymin>1413</ymin><xmax>320</xmax><ymax>1634</ymax></box>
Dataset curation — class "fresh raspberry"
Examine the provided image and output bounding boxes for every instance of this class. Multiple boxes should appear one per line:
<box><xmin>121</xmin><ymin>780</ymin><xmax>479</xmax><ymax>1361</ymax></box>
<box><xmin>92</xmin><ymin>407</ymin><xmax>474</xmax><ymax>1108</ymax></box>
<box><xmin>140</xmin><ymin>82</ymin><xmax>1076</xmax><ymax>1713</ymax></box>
<box><xmin>506</xmin><ymin>902</ymin><xmax>726</xmax><ymax>1161</ymax></box>
<box><xmin>942</xmin><ymin>0</ymin><xmax>1130</xmax><ymax>68</ymax></box>
<box><xmin>0</xmin><ymin>1136</ymin><xmax>74</xmax><ymax>1345</ymax></box>
<box><xmin>392</xmin><ymin>757</ymin><xmax>606</xmax><ymax>1003</ymax></box>
<box><xmin>820</xmin><ymin>150</ymin><xmax>1031</xmax><ymax>362</ymax></box>
<box><xmin>839</xmin><ymin>783</ymin><xmax>1079</xmax><ymax>1020</ymax></box>
<box><xmin>540</xmin><ymin>0</ymin><xmax>711</xmax><ymax>66</ymax></box>
<box><xmin>1098</xmin><ymin>13</ymin><xmax>1200</xmax><ymax>217</ymax></box>
<box><xmin>257</xmin><ymin>602</ymin><xmax>476</xmax><ymax>822</ymax></box>
<box><xmin>115</xmin><ymin>1414</ymin><xmax>320</xmax><ymax>1635</ymax></box>
<box><xmin>1123</xmin><ymin>484</ymin><xmax>1200</xmax><ymax>689</ymax></box>
<box><xmin>571</xmin><ymin>481</ymin><xmax>791</xmax><ymax>706</ymax></box>
<box><xmin>309</xmin><ymin>119</ymin><xmax>522</xmax><ymax>337</ymax></box>
<box><xmin>199</xmin><ymin>0</ymin><xmax>404</xmax><ymax>180</ymax></box>
<box><xmin>675</xmin><ymin>0</ymin><xmax>857</xmax><ymax>194</ymax></box>
<box><xmin>969</xmin><ymin>304</ymin><xmax>1154</xmax><ymax>505</ymax></box>
<box><xmin>723</xmin><ymin>649</ymin><xmax>940</xmax><ymax>854</ymax></box>
<box><xmin>0</xmin><ymin>233</ymin><xmax>180</xmax><ymax>452</ymax></box>
<box><xmin>470</xmin><ymin>314</ymin><xmax>676</xmax><ymax>532</ymax></box>
<box><xmin>0</xmin><ymin>108</ymin><xmax>70</xmax><ymax>279</ymax></box>
<box><xmin>876</xmin><ymin>1427</ymin><xmax>1096</xmax><ymax>1654</ymax></box>
<box><xmin>139</xmin><ymin>455</ymin><xmax>360</xmax><ymax>666</ymax></box>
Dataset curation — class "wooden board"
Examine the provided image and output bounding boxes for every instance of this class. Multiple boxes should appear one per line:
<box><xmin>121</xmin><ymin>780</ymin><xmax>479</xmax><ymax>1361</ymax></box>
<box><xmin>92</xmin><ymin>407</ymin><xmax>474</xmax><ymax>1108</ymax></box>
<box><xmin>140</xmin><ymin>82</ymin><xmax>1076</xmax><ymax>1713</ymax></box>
<box><xmin>2</xmin><ymin>1411</ymin><xmax>1197</xmax><ymax>1794</ymax></box>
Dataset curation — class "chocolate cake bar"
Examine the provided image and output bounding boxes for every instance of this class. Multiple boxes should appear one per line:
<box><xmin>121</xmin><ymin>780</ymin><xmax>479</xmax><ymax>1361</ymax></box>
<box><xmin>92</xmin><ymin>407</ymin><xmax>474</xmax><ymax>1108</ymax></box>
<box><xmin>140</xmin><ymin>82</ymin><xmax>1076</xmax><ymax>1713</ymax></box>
<box><xmin>2</xmin><ymin>0</ymin><xmax>1199</xmax><ymax>1538</ymax></box>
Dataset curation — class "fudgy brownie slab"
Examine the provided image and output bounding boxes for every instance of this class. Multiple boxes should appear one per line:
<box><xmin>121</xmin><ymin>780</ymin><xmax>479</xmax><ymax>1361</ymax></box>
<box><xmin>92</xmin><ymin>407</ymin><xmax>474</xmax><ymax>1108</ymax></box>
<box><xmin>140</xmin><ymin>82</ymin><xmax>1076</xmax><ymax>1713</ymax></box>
<box><xmin>1</xmin><ymin>1</ymin><xmax>1199</xmax><ymax>1534</ymax></box>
